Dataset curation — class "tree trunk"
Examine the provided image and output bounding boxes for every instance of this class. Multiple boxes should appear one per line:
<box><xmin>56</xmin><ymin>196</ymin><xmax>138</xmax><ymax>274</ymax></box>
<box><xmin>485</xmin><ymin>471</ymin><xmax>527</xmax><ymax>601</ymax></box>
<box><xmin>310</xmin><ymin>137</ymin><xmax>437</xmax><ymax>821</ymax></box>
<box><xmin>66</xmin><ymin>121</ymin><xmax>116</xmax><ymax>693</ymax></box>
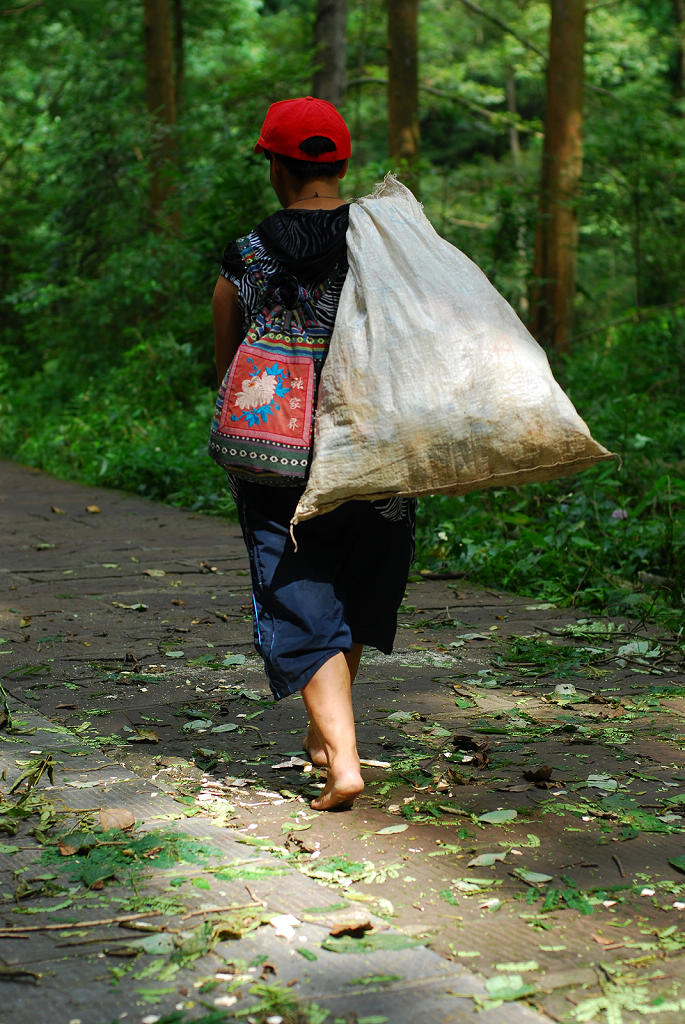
<box><xmin>505</xmin><ymin>65</ymin><xmax>520</xmax><ymax>164</ymax></box>
<box><xmin>387</xmin><ymin>0</ymin><xmax>420</xmax><ymax>198</ymax></box>
<box><xmin>173</xmin><ymin>0</ymin><xmax>184</xmax><ymax>112</ymax></box>
<box><xmin>313</xmin><ymin>0</ymin><xmax>347</xmax><ymax>107</ymax></box>
<box><xmin>143</xmin><ymin>0</ymin><xmax>177</xmax><ymax>228</ymax></box>
<box><xmin>530</xmin><ymin>0</ymin><xmax>586</xmax><ymax>352</ymax></box>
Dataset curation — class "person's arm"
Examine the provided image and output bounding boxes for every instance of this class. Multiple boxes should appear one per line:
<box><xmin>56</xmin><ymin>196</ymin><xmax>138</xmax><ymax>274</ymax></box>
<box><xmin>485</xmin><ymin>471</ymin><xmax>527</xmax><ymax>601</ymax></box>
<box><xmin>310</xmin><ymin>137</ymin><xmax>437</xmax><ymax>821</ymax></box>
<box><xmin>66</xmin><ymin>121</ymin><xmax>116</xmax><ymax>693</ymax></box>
<box><xmin>212</xmin><ymin>274</ymin><xmax>243</xmax><ymax>385</ymax></box>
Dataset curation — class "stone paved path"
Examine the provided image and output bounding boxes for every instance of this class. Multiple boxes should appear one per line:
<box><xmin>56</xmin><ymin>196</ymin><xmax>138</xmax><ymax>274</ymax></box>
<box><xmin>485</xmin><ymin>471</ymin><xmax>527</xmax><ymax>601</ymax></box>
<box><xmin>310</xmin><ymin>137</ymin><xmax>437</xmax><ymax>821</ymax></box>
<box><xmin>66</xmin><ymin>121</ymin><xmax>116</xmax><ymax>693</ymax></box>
<box><xmin>1</xmin><ymin>460</ymin><xmax>684</xmax><ymax>1024</ymax></box>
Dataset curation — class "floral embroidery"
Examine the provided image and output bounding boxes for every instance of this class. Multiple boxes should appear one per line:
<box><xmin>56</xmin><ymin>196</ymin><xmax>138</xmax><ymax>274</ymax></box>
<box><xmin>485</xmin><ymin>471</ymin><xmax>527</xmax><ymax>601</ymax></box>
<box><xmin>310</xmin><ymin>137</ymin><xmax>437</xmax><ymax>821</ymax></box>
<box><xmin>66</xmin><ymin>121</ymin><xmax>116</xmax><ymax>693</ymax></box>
<box><xmin>231</xmin><ymin>359</ymin><xmax>290</xmax><ymax>427</ymax></box>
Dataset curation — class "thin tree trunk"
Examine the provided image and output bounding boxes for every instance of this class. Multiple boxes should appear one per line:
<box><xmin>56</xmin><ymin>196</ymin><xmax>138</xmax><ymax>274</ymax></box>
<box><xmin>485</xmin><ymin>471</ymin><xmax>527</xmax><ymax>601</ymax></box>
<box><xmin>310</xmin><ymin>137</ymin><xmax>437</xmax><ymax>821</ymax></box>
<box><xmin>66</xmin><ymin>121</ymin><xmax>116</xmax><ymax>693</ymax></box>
<box><xmin>530</xmin><ymin>0</ymin><xmax>586</xmax><ymax>352</ymax></box>
<box><xmin>173</xmin><ymin>0</ymin><xmax>184</xmax><ymax>112</ymax></box>
<box><xmin>387</xmin><ymin>0</ymin><xmax>420</xmax><ymax>198</ymax></box>
<box><xmin>313</xmin><ymin>0</ymin><xmax>347</xmax><ymax>107</ymax></box>
<box><xmin>143</xmin><ymin>0</ymin><xmax>177</xmax><ymax>228</ymax></box>
<box><xmin>506</xmin><ymin>65</ymin><xmax>528</xmax><ymax>315</ymax></box>
<box><xmin>505</xmin><ymin>65</ymin><xmax>520</xmax><ymax>163</ymax></box>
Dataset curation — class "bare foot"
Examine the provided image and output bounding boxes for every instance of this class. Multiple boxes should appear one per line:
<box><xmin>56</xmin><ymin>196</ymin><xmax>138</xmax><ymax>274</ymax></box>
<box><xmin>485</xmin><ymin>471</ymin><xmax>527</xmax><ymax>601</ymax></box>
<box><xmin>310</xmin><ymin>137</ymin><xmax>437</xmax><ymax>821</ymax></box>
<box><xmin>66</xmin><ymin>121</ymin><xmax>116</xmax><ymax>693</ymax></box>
<box><xmin>302</xmin><ymin>724</ymin><xmax>327</xmax><ymax>767</ymax></box>
<box><xmin>310</xmin><ymin>770</ymin><xmax>364</xmax><ymax>812</ymax></box>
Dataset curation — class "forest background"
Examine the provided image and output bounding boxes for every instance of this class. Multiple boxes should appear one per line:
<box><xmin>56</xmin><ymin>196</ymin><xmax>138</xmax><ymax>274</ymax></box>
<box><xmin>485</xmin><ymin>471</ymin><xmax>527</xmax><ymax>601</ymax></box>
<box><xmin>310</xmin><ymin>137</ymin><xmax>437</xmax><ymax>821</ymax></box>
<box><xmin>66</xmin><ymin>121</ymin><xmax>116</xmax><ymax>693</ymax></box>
<box><xmin>0</xmin><ymin>0</ymin><xmax>683</xmax><ymax>631</ymax></box>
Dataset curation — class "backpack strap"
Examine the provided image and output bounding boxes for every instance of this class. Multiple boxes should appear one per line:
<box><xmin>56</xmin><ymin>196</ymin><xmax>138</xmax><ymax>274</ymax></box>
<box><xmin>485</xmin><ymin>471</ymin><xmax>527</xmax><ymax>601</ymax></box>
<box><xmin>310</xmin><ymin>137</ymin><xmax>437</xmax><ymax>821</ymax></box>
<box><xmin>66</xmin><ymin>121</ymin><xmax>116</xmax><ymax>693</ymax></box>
<box><xmin>237</xmin><ymin>235</ymin><xmax>268</xmax><ymax>289</ymax></box>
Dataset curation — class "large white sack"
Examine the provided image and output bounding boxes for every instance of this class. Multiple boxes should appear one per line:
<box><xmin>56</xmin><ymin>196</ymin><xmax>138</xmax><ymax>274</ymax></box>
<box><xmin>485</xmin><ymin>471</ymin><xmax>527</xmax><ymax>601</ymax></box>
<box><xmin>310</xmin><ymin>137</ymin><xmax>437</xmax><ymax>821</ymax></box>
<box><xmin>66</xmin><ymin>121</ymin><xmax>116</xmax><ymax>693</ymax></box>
<box><xmin>293</xmin><ymin>175</ymin><xmax>613</xmax><ymax>525</ymax></box>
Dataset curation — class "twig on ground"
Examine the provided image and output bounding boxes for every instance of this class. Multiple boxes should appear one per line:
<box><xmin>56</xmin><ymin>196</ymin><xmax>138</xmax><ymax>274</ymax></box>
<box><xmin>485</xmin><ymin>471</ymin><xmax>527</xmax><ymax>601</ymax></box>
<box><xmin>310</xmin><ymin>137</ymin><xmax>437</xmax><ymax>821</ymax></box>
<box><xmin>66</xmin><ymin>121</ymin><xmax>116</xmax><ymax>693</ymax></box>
<box><xmin>0</xmin><ymin>911</ymin><xmax>161</xmax><ymax>935</ymax></box>
<box><xmin>179</xmin><ymin>901</ymin><xmax>262</xmax><ymax>922</ymax></box>
<box><xmin>612</xmin><ymin>854</ymin><xmax>626</xmax><ymax>878</ymax></box>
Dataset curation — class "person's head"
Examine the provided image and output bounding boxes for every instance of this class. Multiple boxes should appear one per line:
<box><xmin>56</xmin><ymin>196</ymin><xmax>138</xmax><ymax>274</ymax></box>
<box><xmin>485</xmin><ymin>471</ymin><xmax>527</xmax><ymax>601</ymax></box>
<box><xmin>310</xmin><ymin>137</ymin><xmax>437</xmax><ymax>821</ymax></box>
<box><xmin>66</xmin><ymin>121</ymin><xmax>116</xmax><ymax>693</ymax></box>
<box><xmin>254</xmin><ymin>96</ymin><xmax>350</xmax><ymax>185</ymax></box>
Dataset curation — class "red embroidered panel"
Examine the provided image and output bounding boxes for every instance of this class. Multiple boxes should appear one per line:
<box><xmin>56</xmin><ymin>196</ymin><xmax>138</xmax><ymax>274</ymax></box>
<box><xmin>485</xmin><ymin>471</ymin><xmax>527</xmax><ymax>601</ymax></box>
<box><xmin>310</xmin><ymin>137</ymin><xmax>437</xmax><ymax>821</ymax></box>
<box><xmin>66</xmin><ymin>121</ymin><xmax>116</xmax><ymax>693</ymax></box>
<box><xmin>218</xmin><ymin>344</ymin><xmax>315</xmax><ymax>447</ymax></box>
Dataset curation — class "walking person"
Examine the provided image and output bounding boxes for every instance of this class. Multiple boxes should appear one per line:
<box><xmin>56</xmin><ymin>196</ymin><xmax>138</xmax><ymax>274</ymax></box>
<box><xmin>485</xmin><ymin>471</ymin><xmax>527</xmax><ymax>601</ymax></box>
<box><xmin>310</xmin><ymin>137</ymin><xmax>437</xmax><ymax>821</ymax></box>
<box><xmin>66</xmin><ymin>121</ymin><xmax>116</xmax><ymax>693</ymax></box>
<box><xmin>211</xmin><ymin>97</ymin><xmax>414</xmax><ymax>811</ymax></box>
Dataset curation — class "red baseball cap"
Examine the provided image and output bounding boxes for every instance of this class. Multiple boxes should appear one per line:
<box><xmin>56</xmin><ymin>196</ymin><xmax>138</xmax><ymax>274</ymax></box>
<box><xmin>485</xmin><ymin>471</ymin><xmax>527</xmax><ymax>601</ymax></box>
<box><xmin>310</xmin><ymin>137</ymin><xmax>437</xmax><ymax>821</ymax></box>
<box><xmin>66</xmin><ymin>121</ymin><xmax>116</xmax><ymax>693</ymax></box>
<box><xmin>254</xmin><ymin>96</ymin><xmax>351</xmax><ymax>161</ymax></box>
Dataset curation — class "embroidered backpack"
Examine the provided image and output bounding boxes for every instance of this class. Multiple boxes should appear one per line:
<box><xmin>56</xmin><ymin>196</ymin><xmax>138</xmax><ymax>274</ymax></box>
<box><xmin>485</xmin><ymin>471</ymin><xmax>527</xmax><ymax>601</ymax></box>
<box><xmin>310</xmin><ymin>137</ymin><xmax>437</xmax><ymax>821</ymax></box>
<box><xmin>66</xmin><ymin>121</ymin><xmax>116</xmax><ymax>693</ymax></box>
<box><xmin>209</xmin><ymin>235</ymin><xmax>334</xmax><ymax>483</ymax></box>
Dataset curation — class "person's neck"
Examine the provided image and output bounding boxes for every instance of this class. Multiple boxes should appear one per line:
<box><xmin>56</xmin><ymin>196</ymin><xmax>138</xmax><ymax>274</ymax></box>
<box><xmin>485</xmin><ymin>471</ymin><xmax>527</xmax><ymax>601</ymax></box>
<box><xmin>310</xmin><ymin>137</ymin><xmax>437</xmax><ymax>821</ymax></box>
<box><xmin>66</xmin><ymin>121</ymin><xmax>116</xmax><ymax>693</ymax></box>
<box><xmin>284</xmin><ymin>181</ymin><xmax>344</xmax><ymax>210</ymax></box>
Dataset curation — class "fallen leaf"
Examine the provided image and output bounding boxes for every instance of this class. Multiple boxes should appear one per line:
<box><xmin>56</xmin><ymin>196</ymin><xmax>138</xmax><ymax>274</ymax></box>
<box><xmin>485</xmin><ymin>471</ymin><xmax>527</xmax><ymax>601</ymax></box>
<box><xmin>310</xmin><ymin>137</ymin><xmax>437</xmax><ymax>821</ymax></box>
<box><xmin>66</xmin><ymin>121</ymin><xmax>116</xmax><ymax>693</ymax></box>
<box><xmin>584</xmin><ymin>773</ymin><xmax>618</xmax><ymax>793</ymax></box>
<box><xmin>183</xmin><ymin>719</ymin><xmax>213</xmax><ymax>732</ymax></box>
<box><xmin>222</xmin><ymin>654</ymin><xmax>246</xmax><ymax>667</ymax></box>
<box><xmin>99</xmin><ymin>807</ymin><xmax>136</xmax><ymax>831</ymax></box>
<box><xmin>513</xmin><ymin>868</ymin><xmax>553</xmax><ymax>885</ymax></box>
<box><xmin>484</xmin><ymin>973</ymin><xmax>535</xmax><ymax>1001</ymax></box>
<box><xmin>58</xmin><ymin>840</ymin><xmax>78</xmax><ymax>856</ymax></box>
<box><xmin>112</xmin><ymin>601</ymin><xmax>148</xmax><ymax>611</ymax></box>
<box><xmin>329</xmin><ymin>920</ymin><xmax>372</xmax><ymax>938</ymax></box>
<box><xmin>130</xmin><ymin>727</ymin><xmax>160</xmax><ymax>743</ymax></box>
<box><xmin>85</xmin><ymin>504</ymin><xmax>101</xmax><ymax>514</ymax></box>
<box><xmin>452</xmin><ymin>877</ymin><xmax>499</xmax><ymax>893</ymax></box>
<box><xmin>171</xmin><ymin>598</ymin><xmax>186</xmax><ymax>606</ymax></box>
<box><xmin>478</xmin><ymin>809</ymin><xmax>517</xmax><ymax>825</ymax></box>
<box><xmin>386</xmin><ymin>711</ymin><xmax>413</xmax><ymax>723</ymax></box>
<box><xmin>143</xmin><ymin>568</ymin><xmax>166</xmax><ymax>577</ymax></box>
<box><xmin>617</xmin><ymin>640</ymin><xmax>661</xmax><ymax>658</ymax></box>
<box><xmin>322</xmin><ymin>932</ymin><xmax>421</xmax><ymax>953</ymax></box>
<box><xmin>130</xmin><ymin>933</ymin><xmax>175</xmax><ymax>955</ymax></box>
<box><xmin>468</xmin><ymin>852</ymin><xmax>506</xmax><ymax>867</ymax></box>
<box><xmin>669</xmin><ymin>856</ymin><xmax>685</xmax><ymax>874</ymax></box>
<box><xmin>375</xmin><ymin>823</ymin><xmax>409</xmax><ymax>835</ymax></box>
<box><xmin>495</xmin><ymin>960</ymin><xmax>539</xmax><ymax>973</ymax></box>
<box><xmin>272</xmin><ymin>757</ymin><xmax>310</xmax><ymax>770</ymax></box>
<box><xmin>51</xmin><ymin>505</ymin><xmax>66</xmax><ymax>515</ymax></box>
<box><xmin>280</xmin><ymin>821</ymin><xmax>313</xmax><ymax>834</ymax></box>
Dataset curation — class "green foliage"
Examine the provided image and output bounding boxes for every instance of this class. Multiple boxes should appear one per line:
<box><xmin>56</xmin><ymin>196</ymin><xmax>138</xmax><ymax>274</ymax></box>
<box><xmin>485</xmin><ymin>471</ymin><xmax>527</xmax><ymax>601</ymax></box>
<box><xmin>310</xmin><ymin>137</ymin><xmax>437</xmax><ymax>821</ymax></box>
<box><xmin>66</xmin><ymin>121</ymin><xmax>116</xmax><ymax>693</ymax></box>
<box><xmin>0</xmin><ymin>334</ymin><xmax>234</xmax><ymax>514</ymax></box>
<box><xmin>44</xmin><ymin>825</ymin><xmax>220</xmax><ymax>889</ymax></box>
